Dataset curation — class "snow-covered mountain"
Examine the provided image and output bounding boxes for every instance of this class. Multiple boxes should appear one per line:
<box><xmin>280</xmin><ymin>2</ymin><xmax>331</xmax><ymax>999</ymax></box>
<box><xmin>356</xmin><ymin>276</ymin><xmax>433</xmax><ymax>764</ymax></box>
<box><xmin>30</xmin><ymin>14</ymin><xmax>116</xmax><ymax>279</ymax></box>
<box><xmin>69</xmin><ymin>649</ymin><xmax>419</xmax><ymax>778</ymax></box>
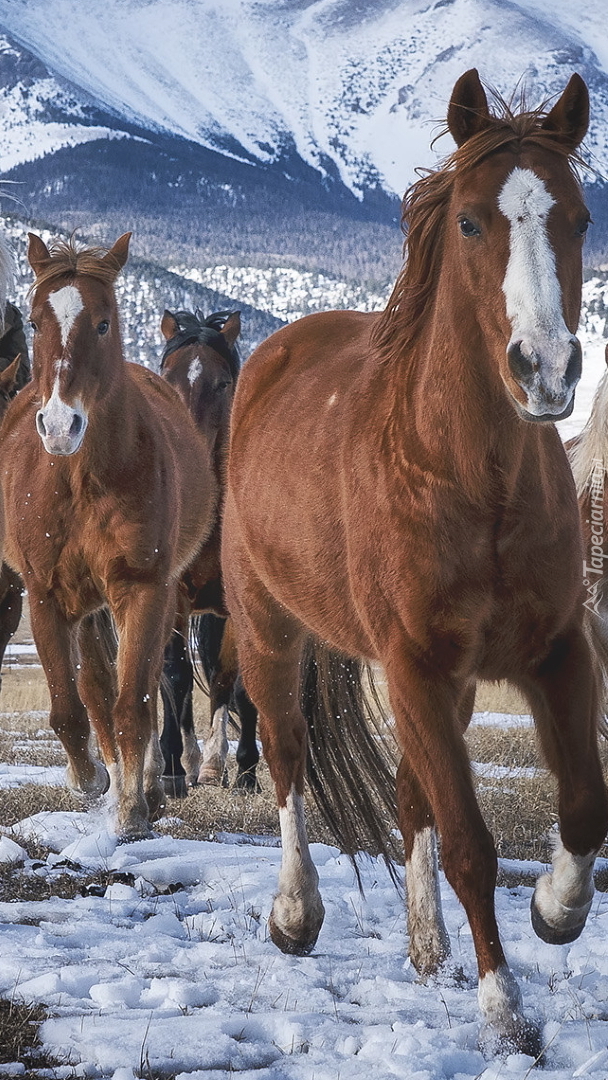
<box><xmin>0</xmin><ymin>0</ymin><xmax>607</xmax><ymax>201</ymax></box>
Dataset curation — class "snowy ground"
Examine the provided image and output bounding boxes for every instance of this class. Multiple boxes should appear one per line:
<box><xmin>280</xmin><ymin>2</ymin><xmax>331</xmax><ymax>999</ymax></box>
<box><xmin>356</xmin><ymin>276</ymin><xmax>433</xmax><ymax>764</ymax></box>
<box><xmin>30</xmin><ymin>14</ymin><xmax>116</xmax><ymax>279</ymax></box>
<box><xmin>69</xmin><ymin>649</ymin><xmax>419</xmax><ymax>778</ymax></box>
<box><xmin>0</xmin><ymin>332</ymin><xmax>608</xmax><ymax>1078</ymax></box>
<box><xmin>1</xmin><ymin>786</ymin><xmax>608</xmax><ymax>1080</ymax></box>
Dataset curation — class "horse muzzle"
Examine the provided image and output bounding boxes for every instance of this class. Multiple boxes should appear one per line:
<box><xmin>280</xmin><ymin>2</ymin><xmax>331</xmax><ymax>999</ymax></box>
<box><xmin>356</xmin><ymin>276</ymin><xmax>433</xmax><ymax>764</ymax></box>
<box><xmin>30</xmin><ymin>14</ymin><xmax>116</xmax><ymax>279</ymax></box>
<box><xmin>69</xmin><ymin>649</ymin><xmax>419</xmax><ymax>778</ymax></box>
<box><xmin>506</xmin><ymin>335</ymin><xmax>581</xmax><ymax>423</ymax></box>
<box><xmin>36</xmin><ymin>402</ymin><xmax>88</xmax><ymax>455</ymax></box>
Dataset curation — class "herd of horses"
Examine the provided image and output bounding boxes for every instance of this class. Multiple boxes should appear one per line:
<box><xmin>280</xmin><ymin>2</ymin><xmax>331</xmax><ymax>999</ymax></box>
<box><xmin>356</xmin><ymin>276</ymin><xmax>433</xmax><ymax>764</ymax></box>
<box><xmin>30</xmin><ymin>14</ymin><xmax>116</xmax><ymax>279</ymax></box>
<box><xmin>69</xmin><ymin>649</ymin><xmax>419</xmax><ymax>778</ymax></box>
<box><xmin>0</xmin><ymin>68</ymin><xmax>606</xmax><ymax>1056</ymax></box>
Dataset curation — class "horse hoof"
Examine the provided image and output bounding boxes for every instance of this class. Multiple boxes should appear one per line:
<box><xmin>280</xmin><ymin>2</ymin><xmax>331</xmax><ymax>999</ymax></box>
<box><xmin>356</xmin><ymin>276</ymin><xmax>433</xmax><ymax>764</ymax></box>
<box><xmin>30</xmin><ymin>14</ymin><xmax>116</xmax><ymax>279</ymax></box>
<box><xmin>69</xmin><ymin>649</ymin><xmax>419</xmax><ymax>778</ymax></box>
<box><xmin>117</xmin><ymin>829</ymin><xmax>154</xmax><ymax>845</ymax></box>
<box><xmin>197</xmin><ymin>765</ymin><xmax>228</xmax><ymax>787</ymax></box>
<box><xmin>71</xmin><ymin>760</ymin><xmax>110</xmax><ymax>799</ymax></box>
<box><xmin>146</xmin><ymin>787</ymin><xmax>167</xmax><ymax>822</ymax></box>
<box><xmin>268</xmin><ymin>911</ymin><xmax>319</xmax><ymax>956</ymax></box>
<box><xmin>235</xmin><ymin>770</ymin><xmax>261</xmax><ymax>794</ymax></box>
<box><xmin>479</xmin><ymin>1016</ymin><xmax>542</xmax><ymax>1060</ymax></box>
<box><xmin>162</xmin><ymin>774</ymin><xmax>188</xmax><ymax>799</ymax></box>
<box><xmin>530</xmin><ymin>895</ymin><xmax>586</xmax><ymax>945</ymax></box>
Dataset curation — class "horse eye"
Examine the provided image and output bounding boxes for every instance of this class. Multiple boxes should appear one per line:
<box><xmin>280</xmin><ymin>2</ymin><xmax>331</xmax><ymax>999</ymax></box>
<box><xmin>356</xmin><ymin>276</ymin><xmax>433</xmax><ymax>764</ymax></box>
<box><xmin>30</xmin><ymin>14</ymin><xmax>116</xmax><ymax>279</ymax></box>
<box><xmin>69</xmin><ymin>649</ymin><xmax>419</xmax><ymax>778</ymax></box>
<box><xmin>576</xmin><ymin>217</ymin><xmax>591</xmax><ymax>237</ymax></box>
<box><xmin>459</xmin><ymin>217</ymin><xmax>481</xmax><ymax>238</ymax></box>
<box><xmin>97</xmin><ymin>320</ymin><xmax>109</xmax><ymax>335</ymax></box>
<box><xmin>29</xmin><ymin>320</ymin><xmax>38</xmax><ymax>332</ymax></box>
<box><xmin>216</xmin><ymin>380</ymin><xmax>231</xmax><ymax>393</ymax></box>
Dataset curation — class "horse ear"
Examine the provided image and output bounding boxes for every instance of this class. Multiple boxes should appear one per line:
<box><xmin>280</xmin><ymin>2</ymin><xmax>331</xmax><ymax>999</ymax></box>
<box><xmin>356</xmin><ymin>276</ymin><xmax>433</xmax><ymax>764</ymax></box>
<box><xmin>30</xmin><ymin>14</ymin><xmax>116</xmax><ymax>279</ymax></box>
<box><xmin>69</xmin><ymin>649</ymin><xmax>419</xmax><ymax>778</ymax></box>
<box><xmin>0</xmin><ymin>355</ymin><xmax>20</xmax><ymax>397</ymax></box>
<box><xmin>541</xmin><ymin>73</ymin><xmax>589</xmax><ymax>149</ymax></box>
<box><xmin>161</xmin><ymin>310</ymin><xmax>179</xmax><ymax>341</ymax></box>
<box><xmin>221</xmin><ymin>311</ymin><xmax>241</xmax><ymax>349</ymax></box>
<box><xmin>447</xmin><ymin>69</ymin><xmax>491</xmax><ymax>147</ymax></box>
<box><xmin>102</xmin><ymin>232</ymin><xmax>132</xmax><ymax>275</ymax></box>
<box><xmin>27</xmin><ymin>233</ymin><xmax>51</xmax><ymax>277</ymax></box>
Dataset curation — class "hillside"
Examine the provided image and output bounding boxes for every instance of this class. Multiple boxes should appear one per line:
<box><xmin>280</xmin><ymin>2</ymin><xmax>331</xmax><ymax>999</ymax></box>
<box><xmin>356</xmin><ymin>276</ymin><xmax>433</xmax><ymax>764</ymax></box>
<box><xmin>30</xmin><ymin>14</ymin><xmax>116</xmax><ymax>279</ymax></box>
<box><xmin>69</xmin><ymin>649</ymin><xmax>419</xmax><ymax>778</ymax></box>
<box><xmin>0</xmin><ymin>3</ymin><xmax>606</xmax><ymax>278</ymax></box>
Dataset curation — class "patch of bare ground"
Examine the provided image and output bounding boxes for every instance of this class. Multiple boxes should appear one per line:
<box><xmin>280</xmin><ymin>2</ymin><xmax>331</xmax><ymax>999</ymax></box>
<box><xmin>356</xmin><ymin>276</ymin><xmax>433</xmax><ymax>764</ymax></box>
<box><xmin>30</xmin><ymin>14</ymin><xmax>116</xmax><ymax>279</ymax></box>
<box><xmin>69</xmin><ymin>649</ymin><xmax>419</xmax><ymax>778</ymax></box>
<box><xmin>0</xmin><ymin>997</ymin><xmax>60</xmax><ymax>1077</ymax></box>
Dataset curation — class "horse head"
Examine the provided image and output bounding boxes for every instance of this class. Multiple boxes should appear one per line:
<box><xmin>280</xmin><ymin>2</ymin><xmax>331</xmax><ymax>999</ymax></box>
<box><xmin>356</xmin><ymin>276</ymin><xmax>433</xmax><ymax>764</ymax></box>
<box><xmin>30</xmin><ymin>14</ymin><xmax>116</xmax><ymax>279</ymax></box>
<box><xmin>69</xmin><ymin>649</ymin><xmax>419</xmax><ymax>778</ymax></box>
<box><xmin>160</xmin><ymin>308</ymin><xmax>241</xmax><ymax>458</ymax></box>
<box><xmin>446</xmin><ymin>69</ymin><xmax>589</xmax><ymax>421</ymax></box>
<box><xmin>27</xmin><ymin>232</ymin><xmax>131</xmax><ymax>455</ymax></box>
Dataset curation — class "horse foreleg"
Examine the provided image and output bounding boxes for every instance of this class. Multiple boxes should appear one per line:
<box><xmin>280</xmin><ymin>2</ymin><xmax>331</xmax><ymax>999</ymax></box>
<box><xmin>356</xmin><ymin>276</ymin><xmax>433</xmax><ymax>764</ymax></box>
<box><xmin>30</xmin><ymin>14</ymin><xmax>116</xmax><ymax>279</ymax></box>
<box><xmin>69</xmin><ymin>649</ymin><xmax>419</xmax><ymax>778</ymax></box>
<box><xmin>160</xmin><ymin>627</ymin><xmax>196</xmax><ymax>798</ymax></box>
<box><xmin>387</xmin><ymin>652</ymin><xmax>538</xmax><ymax>1056</ymax></box>
<box><xmin>29</xmin><ymin>585</ymin><xmax>108</xmax><ymax>797</ymax></box>
<box><xmin>110</xmin><ymin>581</ymin><xmax>174</xmax><ymax>840</ymax></box>
<box><xmin>199</xmin><ymin>703</ymin><xmax>230</xmax><ymax>786</ymax></box>
<box><xmin>234</xmin><ymin>673</ymin><xmax>260</xmax><ymax>792</ymax></box>
<box><xmin>397</xmin><ymin>758</ymin><xmax>450</xmax><ymax>977</ymax></box>
<box><xmin>196</xmin><ymin>617</ymin><xmax>232</xmax><ymax>786</ymax></box>
<box><xmin>0</xmin><ymin>565</ymin><xmax>23</xmax><ymax>690</ymax></box>
<box><xmin>519</xmin><ymin>626</ymin><xmax>608</xmax><ymax>945</ymax></box>
<box><xmin>77</xmin><ymin>609</ymin><xmax>118</xmax><ymax>794</ymax></box>
<box><xmin>236</xmin><ymin>614</ymin><xmax>324</xmax><ymax>954</ymax></box>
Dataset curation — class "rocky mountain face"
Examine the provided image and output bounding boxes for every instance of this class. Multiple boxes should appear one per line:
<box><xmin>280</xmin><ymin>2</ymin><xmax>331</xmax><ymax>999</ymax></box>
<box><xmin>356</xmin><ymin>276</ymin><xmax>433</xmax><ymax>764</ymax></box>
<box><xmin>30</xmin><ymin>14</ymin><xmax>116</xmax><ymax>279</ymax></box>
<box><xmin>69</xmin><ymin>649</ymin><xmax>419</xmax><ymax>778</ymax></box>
<box><xmin>0</xmin><ymin>1</ymin><xmax>605</xmax><ymax>295</ymax></box>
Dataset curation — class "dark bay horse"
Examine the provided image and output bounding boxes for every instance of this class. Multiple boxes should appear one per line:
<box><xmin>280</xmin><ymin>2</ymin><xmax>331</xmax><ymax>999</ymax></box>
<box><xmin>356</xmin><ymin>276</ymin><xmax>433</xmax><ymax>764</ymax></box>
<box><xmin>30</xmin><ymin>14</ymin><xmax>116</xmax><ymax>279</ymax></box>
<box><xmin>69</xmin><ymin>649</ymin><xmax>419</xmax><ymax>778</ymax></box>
<box><xmin>158</xmin><ymin>308</ymin><xmax>259</xmax><ymax>797</ymax></box>
<box><xmin>0</xmin><ymin>358</ymin><xmax>25</xmax><ymax>688</ymax></box>
<box><xmin>223</xmin><ymin>70</ymin><xmax>608</xmax><ymax>1055</ymax></box>
<box><xmin>0</xmin><ymin>234</ymin><xmax>217</xmax><ymax>839</ymax></box>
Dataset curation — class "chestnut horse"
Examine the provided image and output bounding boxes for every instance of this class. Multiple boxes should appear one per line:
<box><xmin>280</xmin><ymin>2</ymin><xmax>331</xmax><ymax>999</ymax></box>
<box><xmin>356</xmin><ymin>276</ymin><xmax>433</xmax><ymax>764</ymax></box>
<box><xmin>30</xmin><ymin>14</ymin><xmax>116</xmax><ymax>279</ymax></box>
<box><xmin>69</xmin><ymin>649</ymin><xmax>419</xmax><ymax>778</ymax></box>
<box><xmin>0</xmin><ymin>234</ymin><xmax>216</xmax><ymax>839</ymax></box>
<box><xmin>158</xmin><ymin>308</ymin><xmax>259</xmax><ymax>796</ymax></box>
<box><xmin>223</xmin><ymin>70</ymin><xmax>608</xmax><ymax>1055</ymax></box>
<box><xmin>568</xmin><ymin>343</ymin><xmax>608</xmax><ymax>731</ymax></box>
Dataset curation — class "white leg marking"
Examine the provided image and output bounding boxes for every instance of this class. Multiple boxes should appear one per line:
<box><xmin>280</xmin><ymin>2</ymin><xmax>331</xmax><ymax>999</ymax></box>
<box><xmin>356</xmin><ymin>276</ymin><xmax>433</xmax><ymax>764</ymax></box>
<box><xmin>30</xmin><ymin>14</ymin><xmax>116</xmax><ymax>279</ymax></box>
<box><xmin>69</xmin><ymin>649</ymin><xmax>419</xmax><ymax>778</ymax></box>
<box><xmin>498</xmin><ymin>167</ymin><xmax>578</xmax><ymax>413</ymax></box>
<box><xmin>406</xmin><ymin>826</ymin><xmax>451</xmax><ymax>975</ymax></box>
<box><xmin>182</xmin><ymin>725</ymin><xmax>202</xmax><ymax>787</ymax></box>
<box><xmin>477</xmin><ymin>963</ymin><xmax>536</xmax><ymax>1055</ymax></box>
<box><xmin>142</xmin><ymin>730</ymin><xmax>166</xmax><ymax>821</ymax></box>
<box><xmin>270</xmin><ymin>787</ymin><xmax>325</xmax><ymax>952</ymax></box>
<box><xmin>198</xmin><ymin>705</ymin><xmax>229</xmax><ymax>784</ymax></box>
<box><xmin>48</xmin><ymin>284</ymin><xmax>84</xmax><ymax>347</ymax></box>
<box><xmin>478</xmin><ymin>964</ymin><xmax>524</xmax><ymax>1028</ymax></box>
<box><xmin>534</xmin><ymin>836</ymin><xmax>595</xmax><ymax>933</ymax></box>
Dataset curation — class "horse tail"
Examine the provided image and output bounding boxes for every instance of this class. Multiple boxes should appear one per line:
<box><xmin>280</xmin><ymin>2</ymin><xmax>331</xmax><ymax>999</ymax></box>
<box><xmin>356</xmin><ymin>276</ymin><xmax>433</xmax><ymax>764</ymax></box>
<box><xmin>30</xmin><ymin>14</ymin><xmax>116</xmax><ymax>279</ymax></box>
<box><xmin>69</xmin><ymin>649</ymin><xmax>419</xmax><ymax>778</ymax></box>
<box><xmin>191</xmin><ymin>613</ymin><xmax>241</xmax><ymax>732</ymax></box>
<box><xmin>190</xmin><ymin>613</ymin><xmax>219</xmax><ymax>692</ymax></box>
<box><xmin>583</xmin><ymin>611</ymin><xmax>608</xmax><ymax>739</ymax></box>
<box><xmin>300</xmin><ymin>637</ymin><xmax>401</xmax><ymax>884</ymax></box>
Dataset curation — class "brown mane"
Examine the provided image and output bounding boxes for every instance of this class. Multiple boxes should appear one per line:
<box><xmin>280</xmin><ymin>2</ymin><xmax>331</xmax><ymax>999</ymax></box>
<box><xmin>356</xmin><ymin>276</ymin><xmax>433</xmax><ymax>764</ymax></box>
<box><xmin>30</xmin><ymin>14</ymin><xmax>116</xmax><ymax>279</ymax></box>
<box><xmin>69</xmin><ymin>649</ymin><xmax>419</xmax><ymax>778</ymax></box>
<box><xmin>29</xmin><ymin>237</ymin><xmax>125</xmax><ymax>293</ymax></box>
<box><xmin>373</xmin><ymin>97</ymin><xmax>588</xmax><ymax>362</ymax></box>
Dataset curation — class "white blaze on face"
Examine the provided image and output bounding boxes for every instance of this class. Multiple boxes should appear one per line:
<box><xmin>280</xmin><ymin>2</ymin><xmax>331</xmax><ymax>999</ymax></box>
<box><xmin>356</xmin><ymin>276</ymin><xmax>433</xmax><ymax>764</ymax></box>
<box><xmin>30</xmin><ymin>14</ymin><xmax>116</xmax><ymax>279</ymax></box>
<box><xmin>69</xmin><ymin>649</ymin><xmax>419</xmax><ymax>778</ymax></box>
<box><xmin>48</xmin><ymin>284</ymin><xmax>84</xmax><ymax>349</ymax></box>
<box><xmin>188</xmin><ymin>358</ymin><xmax>202</xmax><ymax>386</ymax></box>
<box><xmin>36</xmin><ymin>283</ymin><xmax>89</xmax><ymax>454</ymax></box>
<box><xmin>498</xmin><ymin>167</ymin><xmax>578</xmax><ymax>411</ymax></box>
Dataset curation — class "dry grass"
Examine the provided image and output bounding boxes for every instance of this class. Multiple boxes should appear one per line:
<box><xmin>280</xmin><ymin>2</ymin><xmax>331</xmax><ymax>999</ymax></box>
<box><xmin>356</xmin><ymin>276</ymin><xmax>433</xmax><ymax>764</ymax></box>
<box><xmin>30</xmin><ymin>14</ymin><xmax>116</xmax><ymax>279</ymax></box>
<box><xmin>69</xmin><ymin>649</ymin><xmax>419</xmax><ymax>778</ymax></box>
<box><xmin>0</xmin><ymin>998</ymin><xmax>59</xmax><ymax>1075</ymax></box>
<box><xmin>1</xmin><ymin>628</ymin><xmax>607</xmax><ymax>876</ymax></box>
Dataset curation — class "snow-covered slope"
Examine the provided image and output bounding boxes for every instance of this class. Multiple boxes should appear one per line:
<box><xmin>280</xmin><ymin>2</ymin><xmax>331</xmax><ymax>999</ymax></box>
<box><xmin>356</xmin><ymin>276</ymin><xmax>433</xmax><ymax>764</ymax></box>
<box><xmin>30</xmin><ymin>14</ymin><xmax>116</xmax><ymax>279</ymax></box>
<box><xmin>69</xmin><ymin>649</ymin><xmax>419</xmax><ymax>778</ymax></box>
<box><xmin>0</xmin><ymin>34</ymin><xmax>134</xmax><ymax>171</ymax></box>
<box><xmin>0</xmin><ymin>0</ymin><xmax>607</xmax><ymax>199</ymax></box>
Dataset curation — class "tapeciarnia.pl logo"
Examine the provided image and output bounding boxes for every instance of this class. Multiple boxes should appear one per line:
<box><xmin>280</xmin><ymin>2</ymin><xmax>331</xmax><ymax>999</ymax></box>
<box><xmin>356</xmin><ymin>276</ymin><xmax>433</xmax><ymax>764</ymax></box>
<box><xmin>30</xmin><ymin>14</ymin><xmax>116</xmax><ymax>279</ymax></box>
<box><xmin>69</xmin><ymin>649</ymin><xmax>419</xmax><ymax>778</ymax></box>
<box><xmin>583</xmin><ymin>458</ymin><xmax>606</xmax><ymax>616</ymax></box>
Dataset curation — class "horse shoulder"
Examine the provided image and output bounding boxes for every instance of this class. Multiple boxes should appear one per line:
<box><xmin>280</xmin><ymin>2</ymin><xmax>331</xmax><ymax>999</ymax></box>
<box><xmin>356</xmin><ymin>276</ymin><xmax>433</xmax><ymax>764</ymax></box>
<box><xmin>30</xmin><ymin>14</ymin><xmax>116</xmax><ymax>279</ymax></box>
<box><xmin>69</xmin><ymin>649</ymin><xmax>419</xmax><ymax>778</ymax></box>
<box><xmin>233</xmin><ymin>310</ymin><xmax>377</xmax><ymax>434</ymax></box>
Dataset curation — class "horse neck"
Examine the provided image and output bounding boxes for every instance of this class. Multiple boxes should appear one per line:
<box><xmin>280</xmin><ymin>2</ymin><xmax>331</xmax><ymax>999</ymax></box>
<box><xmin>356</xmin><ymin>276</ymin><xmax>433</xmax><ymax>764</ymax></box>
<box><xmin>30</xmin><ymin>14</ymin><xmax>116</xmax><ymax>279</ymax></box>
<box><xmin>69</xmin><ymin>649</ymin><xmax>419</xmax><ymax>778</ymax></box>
<box><xmin>384</xmin><ymin>301</ymin><xmax>517</xmax><ymax>502</ymax></box>
<box><xmin>568</xmin><ymin>371</ymin><xmax>608</xmax><ymax>496</ymax></box>
<box><xmin>78</xmin><ymin>354</ymin><xmax>138</xmax><ymax>476</ymax></box>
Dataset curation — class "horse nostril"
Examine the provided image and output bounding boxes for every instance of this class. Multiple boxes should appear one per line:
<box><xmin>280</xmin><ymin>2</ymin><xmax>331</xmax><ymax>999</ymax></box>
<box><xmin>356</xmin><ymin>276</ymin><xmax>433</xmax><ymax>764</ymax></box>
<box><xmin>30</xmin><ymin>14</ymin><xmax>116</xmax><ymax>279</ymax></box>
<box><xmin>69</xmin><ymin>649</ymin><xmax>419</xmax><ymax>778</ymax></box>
<box><xmin>70</xmin><ymin>413</ymin><xmax>82</xmax><ymax>438</ymax></box>
<box><xmin>36</xmin><ymin>411</ymin><xmax>46</xmax><ymax>437</ymax></box>
<box><xmin>507</xmin><ymin>341</ymin><xmax>534</xmax><ymax>382</ymax></box>
<box><xmin>565</xmin><ymin>339</ymin><xmax>582</xmax><ymax>388</ymax></box>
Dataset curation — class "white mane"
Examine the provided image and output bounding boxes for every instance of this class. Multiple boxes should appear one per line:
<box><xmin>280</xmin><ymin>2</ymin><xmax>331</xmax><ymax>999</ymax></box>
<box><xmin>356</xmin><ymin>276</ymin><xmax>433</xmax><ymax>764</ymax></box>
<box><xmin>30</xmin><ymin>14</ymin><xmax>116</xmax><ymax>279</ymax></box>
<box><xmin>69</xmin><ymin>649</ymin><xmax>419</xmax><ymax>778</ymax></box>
<box><xmin>568</xmin><ymin>365</ymin><xmax>608</xmax><ymax>496</ymax></box>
